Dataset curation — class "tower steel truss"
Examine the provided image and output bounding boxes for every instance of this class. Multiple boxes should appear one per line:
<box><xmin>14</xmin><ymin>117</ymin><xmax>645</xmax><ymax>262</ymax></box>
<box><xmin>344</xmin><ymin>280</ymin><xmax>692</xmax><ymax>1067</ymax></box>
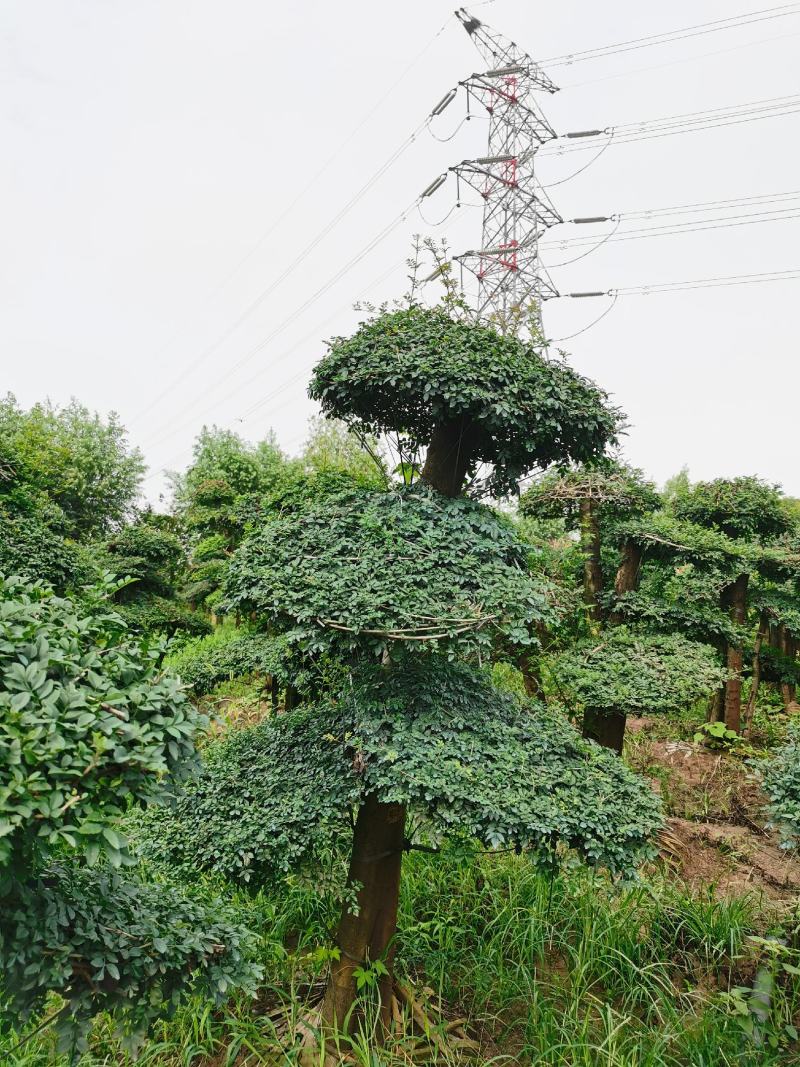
<box><xmin>452</xmin><ymin>9</ymin><xmax>560</xmax><ymax>333</ymax></box>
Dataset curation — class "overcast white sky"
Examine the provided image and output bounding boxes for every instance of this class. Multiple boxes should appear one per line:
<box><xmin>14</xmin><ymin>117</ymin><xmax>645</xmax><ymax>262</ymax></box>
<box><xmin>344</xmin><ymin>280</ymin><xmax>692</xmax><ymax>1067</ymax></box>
<box><xmin>2</xmin><ymin>0</ymin><xmax>798</xmax><ymax>504</ymax></box>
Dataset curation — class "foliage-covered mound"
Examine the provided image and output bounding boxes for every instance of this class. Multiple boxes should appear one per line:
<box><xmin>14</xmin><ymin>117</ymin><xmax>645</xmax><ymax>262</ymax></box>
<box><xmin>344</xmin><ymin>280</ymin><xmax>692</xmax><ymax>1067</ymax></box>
<box><xmin>225</xmin><ymin>485</ymin><xmax>556</xmax><ymax>657</ymax></box>
<box><xmin>0</xmin><ymin>575</ymin><xmax>258</xmax><ymax>1055</ymax></box>
<box><xmin>136</xmin><ymin>659</ymin><xmax>662</xmax><ymax>884</ymax></box>
<box><xmin>309</xmin><ymin>307</ymin><xmax>620</xmax><ymax>494</ymax></box>
<box><xmin>551</xmin><ymin>629</ymin><xmax>727</xmax><ymax>716</ymax></box>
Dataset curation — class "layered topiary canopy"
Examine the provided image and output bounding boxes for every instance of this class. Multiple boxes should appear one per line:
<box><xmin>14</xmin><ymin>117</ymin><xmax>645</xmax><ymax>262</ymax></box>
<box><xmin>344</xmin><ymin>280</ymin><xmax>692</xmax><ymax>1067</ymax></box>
<box><xmin>551</xmin><ymin>629</ymin><xmax>727</xmax><ymax>717</ymax></box>
<box><xmin>224</xmin><ymin>484</ymin><xmax>556</xmax><ymax>657</ymax></box>
<box><xmin>309</xmin><ymin>306</ymin><xmax>620</xmax><ymax>495</ymax></box>
<box><xmin>138</xmin><ymin>658</ymin><xmax>662</xmax><ymax>884</ymax></box>
<box><xmin>672</xmin><ymin>476</ymin><xmax>794</xmax><ymax>543</ymax></box>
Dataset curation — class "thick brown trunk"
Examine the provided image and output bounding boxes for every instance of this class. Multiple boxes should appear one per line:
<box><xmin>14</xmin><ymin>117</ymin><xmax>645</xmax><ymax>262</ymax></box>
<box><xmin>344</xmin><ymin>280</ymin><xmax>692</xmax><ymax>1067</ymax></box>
<box><xmin>744</xmin><ymin>611</ymin><xmax>768</xmax><ymax>737</ymax></box>
<box><xmin>722</xmin><ymin>573</ymin><xmax>749</xmax><ymax>735</ymax></box>
<box><xmin>608</xmin><ymin>538</ymin><xmax>642</xmax><ymax>625</ymax></box>
<box><xmin>578</xmin><ymin>499</ymin><xmax>603</xmax><ymax>625</ymax></box>
<box><xmin>321</xmin><ymin>794</ymin><xmax>406</xmax><ymax>1032</ymax></box>
<box><xmin>284</xmin><ymin>683</ymin><xmax>301</xmax><ymax>712</ymax></box>
<box><xmin>420</xmin><ymin>417</ymin><xmax>479</xmax><ymax>497</ymax></box>
<box><xmin>583</xmin><ymin>707</ymin><xmax>627</xmax><ymax>755</ymax></box>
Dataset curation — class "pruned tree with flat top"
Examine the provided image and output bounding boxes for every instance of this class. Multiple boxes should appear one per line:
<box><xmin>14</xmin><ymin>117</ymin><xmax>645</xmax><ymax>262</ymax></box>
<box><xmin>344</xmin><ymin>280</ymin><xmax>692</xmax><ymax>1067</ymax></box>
<box><xmin>153</xmin><ymin>304</ymin><xmax>663</xmax><ymax>1049</ymax></box>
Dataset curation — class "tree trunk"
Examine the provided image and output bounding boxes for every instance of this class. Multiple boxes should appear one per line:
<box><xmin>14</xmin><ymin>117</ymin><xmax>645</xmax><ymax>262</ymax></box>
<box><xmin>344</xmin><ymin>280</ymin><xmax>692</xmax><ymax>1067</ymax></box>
<box><xmin>582</xmin><ymin>707</ymin><xmax>627</xmax><ymax>755</ymax></box>
<box><xmin>779</xmin><ymin>626</ymin><xmax>797</xmax><ymax>709</ymax></box>
<box><xmin>578</xmin><ymin>500</ymin><xmax>603</xmax><ymax>625</ymax></box>
<box><xmin>744</xmin><ymin>611</ymin><xmax>768</xmax><ymax>738</ymax></box>
<box><xmin>321</xmin><ymin>794</ymin><xmax>406</xmax><ymax>1032</ymax></box>
<box><xmin>284</xmin><ymin>683</ymin><xmax>301</xmax><ymax>712</ymax></box>
<box><xmin>608</xmin><ymin>538</ymin><xmax>642</xmax><ymax>625</ymax></box>
<box><xmin>518</xmin><ymin>650</ymin><xmax>542</xmax><ymax>697</ymax></box>
<box><xmin>320</xmin><ymin>419</ymin><xmax>473</xmax><ymax>1036</ymax></box>
<box><xmin>420</xmin><ymin>417</ymin><xmax>479</xmax><ymax>498</ymax></box>
<box><xmin>722</xmin><ymin>572</ymin><xmax>749</xmax><ymax>735</ymax></box>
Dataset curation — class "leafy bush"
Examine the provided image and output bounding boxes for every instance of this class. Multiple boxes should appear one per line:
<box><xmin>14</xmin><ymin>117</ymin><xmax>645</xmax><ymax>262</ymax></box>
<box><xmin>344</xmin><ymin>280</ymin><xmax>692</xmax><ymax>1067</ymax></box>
<box><xmin>3</xmin><ymin>863</ymin><xmax>260</xmax><ymax>1058</ymax></box>
<box><xmin>755</xmin><ymin>720</ymin><xmax>800</xmax><ymax>847</ymax></box>
<box><xmin>309</xmin><ymin>306</ymin><xmax>620</xmax><ymax>496</ymax></box>
<box><xmin>224</xmin><ymin>484</ymin><xmax>557</xmax><ymax>659</ymax></box>
<box><xmin>117</xmin><ymin>594</ymin><xmax>212</xmax><ymax>638</ymax></box>
<box><xmin>0</xmin><ymin>575</ymin><xmax>205</xmax><ymax>866</ymax></box>
<box><xmin>0</xmin><ymin>574</ymin><xmax>257</xmax><ymax>1054</ymax></box>
<box><xmin>164</xmin><ymin>626</ymin><xmax>289</xmax><ymax>695</ymax></box>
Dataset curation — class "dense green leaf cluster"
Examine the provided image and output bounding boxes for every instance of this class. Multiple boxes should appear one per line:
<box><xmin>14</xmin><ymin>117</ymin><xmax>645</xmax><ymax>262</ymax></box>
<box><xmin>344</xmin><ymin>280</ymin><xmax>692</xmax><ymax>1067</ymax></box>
<box><xmin>551</xmin><ymin>629</ymin><xmax>726</xmax><ymax>715</ymax></box>
<box><xmin>225</xmin><ymin>485</ymin><xmax>556</xmax><ymax>658</ymax></box>
<box><xmin>309</xmin><ymin>307</ymin><xmax>620</xmax><ymax>495</ymax></box>
<box><xmin>754</xmin><ymin>720</ymin><xmax>800</xmax><ymax>848</ymax></box>
<box><xmin>0</xmin><ymin>574</ymin><xmax>259</xmax><ymax>1056</ymax></box>
<box><xmin>136</xmin><ymin>659</ymin><xmax>662</xmax><ymax>883</ymax></box>
<box><xmin>0</xmin><ymin>394</ymin><xmax>145</xmax><ymax>540</ymax></box>
<box><xmin>164</xmin><ymin>627</ymin><xmax>290</xmax><ymax>695</ymax></box>
<box><xmin>2</xmin><ymin>863</ymin><xmax>260</xmax><ymax>1058</ymax></box>
<box><xmin>672</xmin><ymin>476</ymin><xmax>794</xmax><ymax>543</ymax></box>
<box><xmin>0</xmin><ymin>575</ymin><xmax>205</xmax><ymax>868</ymax></box>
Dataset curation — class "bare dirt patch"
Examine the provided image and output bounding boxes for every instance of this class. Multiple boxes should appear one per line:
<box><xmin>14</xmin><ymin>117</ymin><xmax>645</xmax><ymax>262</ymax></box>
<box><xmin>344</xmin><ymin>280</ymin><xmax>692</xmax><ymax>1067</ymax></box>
<box><xmin>627</xmin><ymin>717</ymin><xmax>800</xmax><ymax>904</ymax></box>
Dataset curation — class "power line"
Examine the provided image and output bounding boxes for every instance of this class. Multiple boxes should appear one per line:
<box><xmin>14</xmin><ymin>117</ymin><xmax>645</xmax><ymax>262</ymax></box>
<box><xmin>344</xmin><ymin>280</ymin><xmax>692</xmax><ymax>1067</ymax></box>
<box><xmin>543</xmin><ymin>205</ymin><xmax>800</xmax><ymax>253</ymax></box>
<box><xmin>562</xmin><ymin>27</ymin><xmax>800</xmax><ymax>90</ymax></box>
<box><xmin>139</xmin><ymin>192</ymin><xmax>421</xmax><ymax>452</ymax></box>
<box><xmin>563</xmin><ymin>268</ymin><xmax>800</xmax><ymax>299</ymax></box>
<box><xmin>542</xmin><ymin>94</ymin><xmax>800</xmax><ymax>155</ymax></box>
<box><xmin>539</xmin><ymin>4</ymin><xmax>800</xmax><ymax>67</ymax></box>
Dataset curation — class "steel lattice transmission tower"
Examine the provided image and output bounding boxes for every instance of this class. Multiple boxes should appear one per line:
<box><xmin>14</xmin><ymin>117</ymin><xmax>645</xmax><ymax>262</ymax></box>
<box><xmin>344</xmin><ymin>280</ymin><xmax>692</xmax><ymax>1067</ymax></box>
<box><xmin>452</xmin><ymin>8</ymin><xmax>561</xmax><ymax>334</ymax></box>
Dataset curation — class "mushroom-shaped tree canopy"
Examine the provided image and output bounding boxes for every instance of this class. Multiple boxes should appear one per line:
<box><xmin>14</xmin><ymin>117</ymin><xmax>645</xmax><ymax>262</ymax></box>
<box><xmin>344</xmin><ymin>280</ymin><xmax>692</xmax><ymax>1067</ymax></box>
<box><xmin>138</xmin><ymin>657</ymin><xmax>663</xmax><ymax>885</ymax></box>
<box><xmin>520</xmin><ymin>460</ymin><xmax>660</xmax><ymax>526</ymax></box>
<box><xmin>309</xmin><ymin>306</ymin><xmax>620</xmax><ymax>496</ymax></box>
<box><xmin>552</xmin><ymin>628</ymin><xmax>727</xmax><ymax>752</ymax></box>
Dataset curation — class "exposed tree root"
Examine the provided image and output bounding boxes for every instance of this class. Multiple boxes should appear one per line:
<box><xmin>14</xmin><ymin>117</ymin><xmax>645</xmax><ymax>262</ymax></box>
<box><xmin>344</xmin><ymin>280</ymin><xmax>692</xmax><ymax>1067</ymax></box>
<box><xmin>268</xmin><ymin>980</ymin><xmax>480</xmax><ymax>1065</ymax></box>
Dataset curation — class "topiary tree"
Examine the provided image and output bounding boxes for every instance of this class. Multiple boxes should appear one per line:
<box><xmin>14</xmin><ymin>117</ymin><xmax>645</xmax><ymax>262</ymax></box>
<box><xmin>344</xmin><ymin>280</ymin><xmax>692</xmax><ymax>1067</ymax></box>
<box><xmin>520</xmin><ymin>460</ymin><xmax>660</xmax><ymax>624</ymax></box>
<box><xmin>0</xmin><ymin>575</ymin><xmax>259</xmax><ymax>1056</ymax></box>
<box><xmin>174</xmin><ymin>304</ymin><xmax>664</xmax><ymax>1042</ymax></box>
<box><xmin>551</xmin><ymin>629</ymin><xmax>728</xmax><ymax>754</ymax></box>
<box><xmin>617</xmin><ymin>481</ymin><xmax>799</xmax><ymax>734</ymax></box>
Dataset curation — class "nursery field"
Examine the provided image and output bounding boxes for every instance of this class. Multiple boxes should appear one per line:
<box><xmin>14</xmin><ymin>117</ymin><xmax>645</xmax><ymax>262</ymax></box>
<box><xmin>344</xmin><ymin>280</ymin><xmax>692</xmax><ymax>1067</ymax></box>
<box><xmin>2</xmin><ymin>305</ymin><xmax>800</xmax><ymax>1066</ymax></box>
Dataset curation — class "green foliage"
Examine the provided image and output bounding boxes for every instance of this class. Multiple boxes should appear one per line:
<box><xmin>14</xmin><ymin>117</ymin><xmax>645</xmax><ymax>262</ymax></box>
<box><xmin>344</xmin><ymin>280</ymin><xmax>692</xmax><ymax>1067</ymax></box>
<box><xmin>116</xmin><ymin>595</ymin><xmax>212</xmax><ymax>638</ymax></box>
<box><xmin>693</xmin><ymin>720</ymin><xmax>742</xmax><ymax>749</ymax></box>
<box><xmin>551</xmin><ymin>629</ymin><xmax>726</xmax><ymax>715</ymax></box>
<box><xmin>2</xmin><ymin>863</ymin><xmax>260</xmax><ymax>1059</ymax></box>
<box><xmin>100</xmin><ymin>513</ymin><xmax>185</xmax><ymax>600</ymax></box>
<box><xmin>0</xmin><ymin>503</ymin><xmax>97</xmax><ymax>593</ymax></box>
<box><xmin>0</xmin><ymin>575</ymin><xmax>206</xmax><ymax>870</ymax></box>
<box><xmin>0</xmin><ymin>574</ymin><xmax>258</xmax><ymax>1056</ymax></box>
<box><xmin>0</xmin><ymin>394</ymin><xmax>144</xmax><ymax>539</ymax></box>
<box><xmin>520</xmin><ymin>460</ymin><xmax>660</xmax><ymax>527</ymax></box>
<box><xmin>672</xmin><ymin>476</ymin><xmax>794</xmax><ymax>544</ymax></box>
<box><xmin>136</xmin><ymin>658</ymin><xmax>662</xmax><ymax>883</ymax></box>
<box><xmin>755</xmin><ymin>720</ymin><xmax>800</xmax><ymax>848</ymax></box>
<box><xmin>163</xmin><ymin>626</ymin><xmax>289</xmax><ymax>695</ymax></box>
<box><xmin>309</xmin><ymin>306</ymin><xmax>620</xmax><ymax>496</ymax></box>
<box><xmin>225</xmin><ymin>485</ymin><xmax>556</xmax><ymax>659</ymax></box>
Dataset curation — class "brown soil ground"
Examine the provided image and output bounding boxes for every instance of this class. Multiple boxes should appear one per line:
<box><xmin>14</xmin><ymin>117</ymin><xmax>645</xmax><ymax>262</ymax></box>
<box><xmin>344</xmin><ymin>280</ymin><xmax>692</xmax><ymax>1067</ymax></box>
<box><xmin>627</xmin><ymin>717</ymin><xmax>800</xmax><ymax>905</ymax></box>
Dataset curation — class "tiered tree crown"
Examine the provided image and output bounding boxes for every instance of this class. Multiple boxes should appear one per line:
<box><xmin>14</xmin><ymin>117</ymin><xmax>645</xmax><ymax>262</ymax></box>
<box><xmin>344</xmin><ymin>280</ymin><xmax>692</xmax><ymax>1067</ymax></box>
<box><xmin>520</xmin><ymin>460</ymin><xmax>660</xmax><ymax>525</ymax></box>
<box><xmin>309</xmin><ymin>306</ymin><xmax>621</xmax><ymax>495</ymax></box>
